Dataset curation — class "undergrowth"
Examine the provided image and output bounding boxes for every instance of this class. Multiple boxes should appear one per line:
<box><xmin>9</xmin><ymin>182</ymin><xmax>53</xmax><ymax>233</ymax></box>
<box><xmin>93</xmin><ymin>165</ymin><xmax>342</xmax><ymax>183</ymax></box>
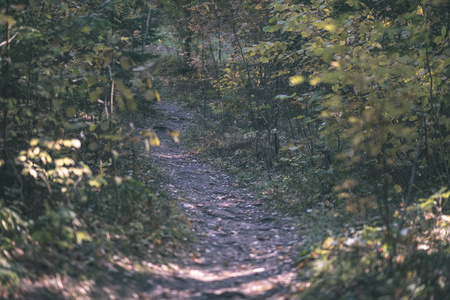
<box><xmin>0</xmin><ymin>108</ymin><xmax>193</xmax><ymax>299</ymax></box>
<box><xmin>170</xmin><ymin>77</ymin><xmax>450</xmax><ymax>300</ymax></box>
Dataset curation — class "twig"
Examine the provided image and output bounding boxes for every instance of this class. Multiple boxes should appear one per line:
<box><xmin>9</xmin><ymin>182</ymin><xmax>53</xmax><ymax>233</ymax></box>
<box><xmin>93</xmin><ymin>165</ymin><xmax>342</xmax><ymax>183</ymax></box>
<box><xmin>0</xmin><ymin>32</ymin><xmax>18</xmax><ymax>47</ymax></box>
<box><xmin>389</xmin><ymin>129</ymin><xmax>422</xmax><ymax>265</ymax></box>
<box><xmin>108</xmin><ymin>65</ymin><xmax>114</xmax><ymax>116</ymax></box>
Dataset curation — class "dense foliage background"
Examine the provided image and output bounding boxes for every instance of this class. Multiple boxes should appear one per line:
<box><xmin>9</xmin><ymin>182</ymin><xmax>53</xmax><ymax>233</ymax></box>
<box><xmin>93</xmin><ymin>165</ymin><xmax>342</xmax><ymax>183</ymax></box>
<box><xmin>0</xmin><ymin>1</ymin><xmax>192</xmax><ymax>298</ymax></box>
<box><xmin>171</xmin><ymin>0</ymin><xmax>450</xmax><ymax>298</ymax></box>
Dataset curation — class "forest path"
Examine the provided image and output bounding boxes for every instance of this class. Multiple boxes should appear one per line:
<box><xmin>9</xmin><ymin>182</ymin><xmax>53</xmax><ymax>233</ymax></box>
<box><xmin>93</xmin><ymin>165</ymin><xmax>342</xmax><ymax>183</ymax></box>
<box><xmin>142</xmin><ymin>101</ymin><xmax>303</xmax><ymax>299</ymax></box>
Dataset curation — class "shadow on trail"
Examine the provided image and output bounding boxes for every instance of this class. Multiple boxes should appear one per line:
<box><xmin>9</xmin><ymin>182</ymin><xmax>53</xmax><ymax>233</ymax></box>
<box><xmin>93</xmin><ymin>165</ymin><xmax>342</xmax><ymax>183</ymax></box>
<box><xmin>16</xmin><ymin>100</ymin><xmax>303</xmax><ymax>300</ymax></box>
<box><xmin>139</xmin><ymin>101</ymin><xmax>303</xmax><ymax>299</ymax></box>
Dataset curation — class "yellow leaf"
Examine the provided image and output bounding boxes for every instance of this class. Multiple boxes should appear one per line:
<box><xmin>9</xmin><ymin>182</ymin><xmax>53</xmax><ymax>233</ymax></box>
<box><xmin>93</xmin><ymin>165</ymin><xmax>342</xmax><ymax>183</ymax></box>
<box><xmin>0</xmin><ymin>14</ymin><xmax>16</xmax><ymax>26</ymax></box>
<box><xmin>75</xmin><ymin>231</ymin><xmax>92</xmax><ymax>245</ymax></box>
<box><xmin>32</xmin><ymin>147</ymin><xmax>40</xmax><ymax>156</ymax></box>
<box><xmin>88</xmin><ymin>179</ymin><xmax>102</xmax><ymax>188</ymax></box>
<box><xmin>322</xmin><ymin>237</ymin><xmax>335</xmax><ymax>249</ymax></box>
<box><xmin>324</xmin><ymin>23</ymin><xmax>336</xmax><ymax>32</ymax></box>
<box><xmin>155</xmin><ymin>90</ymin><xmax>161</xmax><ymax>102</ymax></box>
<box><xmin>72</xmin><ymin>139</ymin><xmax>81</xmax><ymax>149</ymax></box>
<box><xmin>348</xmin><ymin>116</ymin><xmax>359</xmax><ymax>124</ymax></box>
<box><xmin>417</xmin><ymin>5</ymin><xmax>423</xmax><ymax>16</ymax></box>
<box><xmin>394</xmin><ymin>184</ymin><xmax>402</xmax><ymax>193</ymax></box>
<box><xmin>63</xmin><ymin>140</ymin><xmax>73</xmax><ymax>148</ymax></box>
<box><xmin>169</xmin><ymin>130</ymin><xmax>180</xmax><ymax>143</ymax></box>
<box><xmin>30</xmin><ymin>138</ymin><xmax>39</xmax><ymax>147</ymax></box>
<box><xmin>310</xmin><ymin>77</ymin><xmax>321</xmax><ymax>86</ymax></box>
<box><xmin>29</xmin><ymin>168</ymin><xmax>37</xmax><ymax>179</ymax></box>
<box><xmin>289</xmin><ymin>75</ymin><xmax>305</xmax><ymax>86</ymax></box>
<box><xmin>149</xmin><ymin>133</ymin><xmax>160</xmax><ymax>146</ymax></box>
<box><xmin>331</xmin><ymin>61</ymin><xmax>341</xmax><ymax>69</ymax></box>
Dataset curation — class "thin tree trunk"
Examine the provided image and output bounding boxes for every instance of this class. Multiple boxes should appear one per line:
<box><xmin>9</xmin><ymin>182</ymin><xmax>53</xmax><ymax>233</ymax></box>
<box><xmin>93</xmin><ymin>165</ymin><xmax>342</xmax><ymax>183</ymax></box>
<box><xmin>143</xmin><ymin>1</ymin><xmax>151</xmax><ymax>54</ymax></box>
<box><xmin>230</xmin><ymin>4</ymin><xmax>256</xmax><ymax>126</ymax></box>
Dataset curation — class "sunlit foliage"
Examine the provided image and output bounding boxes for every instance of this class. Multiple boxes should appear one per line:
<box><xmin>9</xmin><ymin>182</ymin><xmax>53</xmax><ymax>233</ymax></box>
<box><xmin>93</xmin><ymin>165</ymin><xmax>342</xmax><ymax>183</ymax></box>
<box><xmin>0</xmin><ymin>0</ymin><xmax>168</xmax><ymax>296</ymax></box>
<box><xmin>181</xmin><ymin>0</ymin><xmax>450</xmax><ymax>297</ymax></box>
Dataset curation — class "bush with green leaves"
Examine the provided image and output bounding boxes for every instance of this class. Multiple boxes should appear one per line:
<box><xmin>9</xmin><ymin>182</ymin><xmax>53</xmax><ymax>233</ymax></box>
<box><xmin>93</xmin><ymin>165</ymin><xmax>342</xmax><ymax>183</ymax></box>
<box><xmin>0</xmin><ymin>0</ymin><xmax>170</xmax><ymax>295</ymax></box>
<box><xmin>179</xmin><ymin>0</ymin><xmax>450</xmax><ymax>297</ymax></box>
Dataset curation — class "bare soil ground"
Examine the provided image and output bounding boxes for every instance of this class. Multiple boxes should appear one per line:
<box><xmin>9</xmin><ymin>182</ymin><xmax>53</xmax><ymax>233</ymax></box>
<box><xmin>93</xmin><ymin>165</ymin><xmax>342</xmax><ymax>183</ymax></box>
<box><xmin>139</xmin><ymin>101</ymin><xmax>304</xmax><ymax>299</ymax></box>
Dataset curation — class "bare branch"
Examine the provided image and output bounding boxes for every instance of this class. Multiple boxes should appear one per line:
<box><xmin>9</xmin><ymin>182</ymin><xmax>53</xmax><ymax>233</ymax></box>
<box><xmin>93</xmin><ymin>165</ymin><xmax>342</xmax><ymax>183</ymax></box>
<box><xmin>0</xmin><ymin>32</ymin><xmax>18</xmax><ymax>47</ymax></box>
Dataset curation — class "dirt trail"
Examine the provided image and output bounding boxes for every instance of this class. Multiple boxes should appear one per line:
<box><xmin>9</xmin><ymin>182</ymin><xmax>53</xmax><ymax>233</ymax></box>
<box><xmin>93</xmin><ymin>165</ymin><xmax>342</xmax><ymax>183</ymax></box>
<box><xmin>143</xmin><ymin>101</ymin><xmax>303</xmax><ymax>299</ymax></box>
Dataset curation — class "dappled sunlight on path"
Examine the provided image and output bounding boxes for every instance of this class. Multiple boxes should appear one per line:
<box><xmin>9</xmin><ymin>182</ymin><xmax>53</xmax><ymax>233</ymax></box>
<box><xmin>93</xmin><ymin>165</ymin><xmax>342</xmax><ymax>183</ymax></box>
<box><xmin>140</xmin><ymin>101</ymin><xmax>303</xmax><ymax>299</ymax></box>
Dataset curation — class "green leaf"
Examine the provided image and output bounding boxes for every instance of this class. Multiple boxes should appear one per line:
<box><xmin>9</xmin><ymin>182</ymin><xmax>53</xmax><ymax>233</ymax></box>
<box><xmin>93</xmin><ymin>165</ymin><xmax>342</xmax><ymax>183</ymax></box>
<box><xmin>126</xmin><ymin>98</ymin><xmax>137</xmax><ymax>111</ymax></box>
<box><xmin>120</xmin><ymin>56</ymin><xmax>131</xmax><ymax>70</ymax></box>
<box><xmin>314</xmin><ymin>104</ymin><xmax>323</xmax><ymax>111</ymax></box>
<box><xmin>275</xmin><ymin>94</ymin><xmax>290</xmax><ymax>99</ymax></box>
<box><xmin>144</xmin><ymin>89</ymin><xmax>156</xmax><ymax>101</ymax></box>
<box><xmin>434</xmin><ymin>36</ymin><xmax>442</xmax><ymax>44</ymax></box>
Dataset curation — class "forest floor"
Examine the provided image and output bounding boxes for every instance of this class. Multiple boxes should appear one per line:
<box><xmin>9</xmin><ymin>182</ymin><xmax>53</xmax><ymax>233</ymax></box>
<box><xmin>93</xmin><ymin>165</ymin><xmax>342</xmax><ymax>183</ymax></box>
<box><xmin>136</xmin><ymin>100</ymin><xmax>304</xmax><ymax>299</ymax></box>
<box><xmin>16</xmin><ymin>99</ymin><xmax>306</xmax><ymax>300</ymax></box>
